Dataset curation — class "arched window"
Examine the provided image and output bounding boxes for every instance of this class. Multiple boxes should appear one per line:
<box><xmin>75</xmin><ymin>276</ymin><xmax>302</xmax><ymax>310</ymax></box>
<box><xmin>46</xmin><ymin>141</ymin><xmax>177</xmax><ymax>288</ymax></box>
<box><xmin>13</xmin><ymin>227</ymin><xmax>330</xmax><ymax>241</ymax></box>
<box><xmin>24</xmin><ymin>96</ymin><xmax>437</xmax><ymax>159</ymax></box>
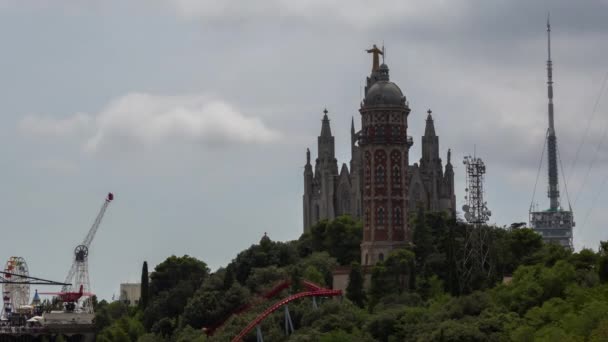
<box><xmin>392</xmin><ymin>125</ymin><xmax>400</xmax><ymax>138</ymax></box>
<box><xmin>375</xmin><ymin>166</ymin><xmax>385</xmax><ymax>184</ymax></box>
<box><xmin>394</xmin><ymin>207</ymin><xmax>402</xmax><ymax>225</ymax></box>
<box><xmin>392</xmin><ymin>165</ymin><xmax>401</xmax><ymax>186</ymax></box>
<box><xmin>377</xmin><ymin>207</ymin><xmax>385</xmax><ymax>225</ymax></box>
<box><xmin>379</xmin><ymin>253</ymin><xmax>385</xmax><ymax>262</ymax></box>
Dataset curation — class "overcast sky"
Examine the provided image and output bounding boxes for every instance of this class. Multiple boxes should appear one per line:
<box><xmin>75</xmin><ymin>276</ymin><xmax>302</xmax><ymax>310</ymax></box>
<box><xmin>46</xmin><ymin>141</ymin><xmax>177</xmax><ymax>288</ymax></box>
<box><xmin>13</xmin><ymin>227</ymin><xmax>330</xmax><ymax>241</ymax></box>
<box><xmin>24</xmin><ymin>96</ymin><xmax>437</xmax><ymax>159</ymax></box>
<box><xmin>2</xmin><ymin>1</ymin><xmax>608</xmax><ymax>301</ymax></box>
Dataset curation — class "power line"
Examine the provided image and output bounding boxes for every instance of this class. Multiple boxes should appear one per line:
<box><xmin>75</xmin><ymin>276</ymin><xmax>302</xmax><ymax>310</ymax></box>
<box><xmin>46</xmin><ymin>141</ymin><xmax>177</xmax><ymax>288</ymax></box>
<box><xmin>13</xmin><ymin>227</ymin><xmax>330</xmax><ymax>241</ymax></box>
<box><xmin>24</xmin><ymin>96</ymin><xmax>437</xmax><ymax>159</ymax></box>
<box><xmin>572</xmin><ymin>72</ymin><xmax>608</xmax><ymax>206</ymax></box>
<box><xmin>566</xmin><ymin>71</ymin><xmax>608</xmax><ymax>186</ymax></box>
<box><xmin>573</xmin><ymin>110</ymin><xmax>608</xmax><ymax>207</ymax></box>
<box><xmin>580</xmin><ymin>167</ymin><xmax>608</xmax><ymax>234</ymax></box>
<box><xmin>530</xmin><ymin>129</ymin><xmax>548</xmax><ymax>211</ymax></box>
<box><xmin>557</xmin><ymin>144</ymin><xmax>573</xmax><ymax>210</ymax></box>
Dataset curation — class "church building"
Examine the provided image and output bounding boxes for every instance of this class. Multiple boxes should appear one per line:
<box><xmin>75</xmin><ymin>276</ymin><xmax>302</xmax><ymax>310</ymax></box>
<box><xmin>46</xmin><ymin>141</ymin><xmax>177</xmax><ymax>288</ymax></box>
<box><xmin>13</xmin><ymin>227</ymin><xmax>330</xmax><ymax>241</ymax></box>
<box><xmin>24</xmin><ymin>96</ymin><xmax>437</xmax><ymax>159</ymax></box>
<box><xmin>303</xmin><ymin>45</ymin><xmax>456</xmax><ymax>266</ymax></box>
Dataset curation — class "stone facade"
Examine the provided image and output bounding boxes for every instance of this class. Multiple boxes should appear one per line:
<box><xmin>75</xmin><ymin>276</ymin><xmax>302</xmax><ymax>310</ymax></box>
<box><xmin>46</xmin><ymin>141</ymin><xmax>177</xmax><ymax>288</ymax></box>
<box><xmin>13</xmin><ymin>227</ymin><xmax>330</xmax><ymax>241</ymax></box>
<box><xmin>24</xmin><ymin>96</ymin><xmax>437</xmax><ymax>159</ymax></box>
<box><xmin>119</xmin><ymin>283</ymin><xmax>141</xmax><ymax>307</ymax></box>
<box><xmin>303</xmin><ymin>51</ymin><xmax>456</xmax><ymax>266</ymax></box>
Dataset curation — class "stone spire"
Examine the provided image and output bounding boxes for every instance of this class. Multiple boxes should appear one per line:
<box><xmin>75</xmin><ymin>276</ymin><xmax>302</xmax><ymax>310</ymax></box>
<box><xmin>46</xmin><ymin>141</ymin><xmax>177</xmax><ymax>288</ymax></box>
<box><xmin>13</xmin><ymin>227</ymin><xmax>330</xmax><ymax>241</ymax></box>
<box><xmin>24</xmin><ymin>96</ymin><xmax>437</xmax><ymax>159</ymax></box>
<box><xmin>320</xmin><ymin>108</ymin><xmax>332</xmax><ymax>138</ymax></box>
<box><xmin>424</xmin><ymin>109</ymin><xmax>436</xmax><ymax>137</ymax></box>
<box><xmin>317</xmin><ymin>108</ymin><xmax>337</xmax><ymax>172</ymax></box>
<box><xmin>421</xmin><ymin>109</ymin><xmax>440</xmax><ymax>165</ymax></box>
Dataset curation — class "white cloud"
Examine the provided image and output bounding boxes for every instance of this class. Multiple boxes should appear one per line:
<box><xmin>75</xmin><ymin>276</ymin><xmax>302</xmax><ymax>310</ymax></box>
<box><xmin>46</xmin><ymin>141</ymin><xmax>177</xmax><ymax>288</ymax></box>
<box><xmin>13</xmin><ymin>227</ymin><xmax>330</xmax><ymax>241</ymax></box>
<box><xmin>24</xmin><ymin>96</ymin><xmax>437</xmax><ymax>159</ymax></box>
<box><xmin>19</xmin><ymin>93</ymin><xmax>280</xmax><ymax>152</ymax></box>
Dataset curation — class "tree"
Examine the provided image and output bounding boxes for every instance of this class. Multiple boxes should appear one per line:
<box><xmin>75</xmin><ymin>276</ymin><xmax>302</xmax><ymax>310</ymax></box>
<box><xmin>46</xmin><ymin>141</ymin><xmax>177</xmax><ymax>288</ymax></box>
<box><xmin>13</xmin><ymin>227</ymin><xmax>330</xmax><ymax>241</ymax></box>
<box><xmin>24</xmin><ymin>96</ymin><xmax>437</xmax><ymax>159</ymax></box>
<box><xmin>141</xmin><ymin>261</ymin><xmax>149</xmax><ymax>309</ymax></box>
<box><xmin>384</xmin><ymin>249</ymin><xmax>415</xmax><ymax>294</ymax></box>
<box><xmin>503</xmin><ymin>228</ymin><xmax>543</xmax><ymax>273</ymax></box>
<box><xmin>306</xmin><ymin>216</ymin><xmax>363</xmax><ymax>265</ymax></box>
<box><xmin>346</xmin><ymin>262</ymin><xmax>366</xmax><ymax>308</ymax></box>
<box><xmin>599</xmin><ymin>241</ymin><xmax>608</xmax><ymax>283</ymax></box>
<box><xmin>144</xmin><ymin>255</ymin><xmax>209</xmax><ymax>332</ymax></box>
<box><xmin>149</xmin><ymin>255</ymin><xmax>209</xmax><ymax>297</ymax></box>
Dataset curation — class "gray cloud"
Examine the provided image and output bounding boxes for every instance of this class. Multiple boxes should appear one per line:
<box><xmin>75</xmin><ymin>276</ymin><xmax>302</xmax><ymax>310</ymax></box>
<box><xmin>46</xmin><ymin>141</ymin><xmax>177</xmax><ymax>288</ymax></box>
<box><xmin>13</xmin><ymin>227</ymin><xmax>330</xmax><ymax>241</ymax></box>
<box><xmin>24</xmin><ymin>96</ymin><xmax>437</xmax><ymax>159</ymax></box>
<box><xmin>19</xmin><ymin>93</ymin><xmax>280</xmax><ymax>153</ymax></box>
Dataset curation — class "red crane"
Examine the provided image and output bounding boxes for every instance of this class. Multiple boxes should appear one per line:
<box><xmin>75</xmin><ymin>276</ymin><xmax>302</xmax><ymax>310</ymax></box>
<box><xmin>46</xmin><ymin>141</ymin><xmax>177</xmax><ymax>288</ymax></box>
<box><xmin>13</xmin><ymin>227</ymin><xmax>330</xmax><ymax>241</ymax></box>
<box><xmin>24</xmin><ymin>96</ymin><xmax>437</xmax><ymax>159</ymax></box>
<box><xmin>60</xmin><ymin>193</ymin><xmax>114</xmax><ymax>312</ymax></box>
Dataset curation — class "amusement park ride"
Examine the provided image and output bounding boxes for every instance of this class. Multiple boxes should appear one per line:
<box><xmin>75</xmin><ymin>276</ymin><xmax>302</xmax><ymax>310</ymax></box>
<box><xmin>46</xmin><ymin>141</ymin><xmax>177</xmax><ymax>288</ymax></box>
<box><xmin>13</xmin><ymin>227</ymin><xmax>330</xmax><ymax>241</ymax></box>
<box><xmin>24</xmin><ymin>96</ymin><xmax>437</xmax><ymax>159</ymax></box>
<box><xmin>59</xmin><ymin>192</ymin><xmax>113</xmax><ymax>313</ymax></box>
<box><xmin>1</xmin><ymin>192</ymin><xmax>114</xmax><ymax>325</ymax></box>
<box><xmin>39</xmin><ymin>285</ymin><xmax>94</xmax><ymax>313</ymax></box>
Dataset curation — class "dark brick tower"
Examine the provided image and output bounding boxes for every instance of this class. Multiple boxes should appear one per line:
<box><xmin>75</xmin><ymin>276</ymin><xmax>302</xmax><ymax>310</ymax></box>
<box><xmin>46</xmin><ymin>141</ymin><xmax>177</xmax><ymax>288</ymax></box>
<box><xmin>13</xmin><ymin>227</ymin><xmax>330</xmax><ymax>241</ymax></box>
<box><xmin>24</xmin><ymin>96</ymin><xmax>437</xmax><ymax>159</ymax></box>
<box><xmin>359</xmin><ymin>46</ymin><xmax>412</xmax><ymax>266</ymax></box>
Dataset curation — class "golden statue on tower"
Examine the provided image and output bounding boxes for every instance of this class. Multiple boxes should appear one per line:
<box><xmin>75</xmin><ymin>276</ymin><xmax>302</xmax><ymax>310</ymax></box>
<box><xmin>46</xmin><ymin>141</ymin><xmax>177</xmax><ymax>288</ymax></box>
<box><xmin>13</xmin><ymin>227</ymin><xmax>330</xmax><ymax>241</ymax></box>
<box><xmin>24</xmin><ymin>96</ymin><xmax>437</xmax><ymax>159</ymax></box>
<box><xmin>366</xmin><ymin>44</ymin><xmax>384</xmax><ymax>72</ymax></box>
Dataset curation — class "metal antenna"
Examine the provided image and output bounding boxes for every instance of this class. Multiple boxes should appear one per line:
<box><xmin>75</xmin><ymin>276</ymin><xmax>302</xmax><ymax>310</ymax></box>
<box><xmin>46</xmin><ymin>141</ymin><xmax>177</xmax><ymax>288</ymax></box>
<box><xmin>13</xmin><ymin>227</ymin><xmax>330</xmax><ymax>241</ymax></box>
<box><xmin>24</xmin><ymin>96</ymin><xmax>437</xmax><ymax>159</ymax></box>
<box><xmin>529</xmin><ymin>15</ymin><xmax>574</xmax><ymax>251</ymax></box>
<box><xmin>460</xmin><ymin>154</ymin><xmax>492</xmax><ymax>292</ymax></box>
<box><xmin>382</xmin><ymin>42</ymin><xmax>385</xmax><ymax>64</ymax></box>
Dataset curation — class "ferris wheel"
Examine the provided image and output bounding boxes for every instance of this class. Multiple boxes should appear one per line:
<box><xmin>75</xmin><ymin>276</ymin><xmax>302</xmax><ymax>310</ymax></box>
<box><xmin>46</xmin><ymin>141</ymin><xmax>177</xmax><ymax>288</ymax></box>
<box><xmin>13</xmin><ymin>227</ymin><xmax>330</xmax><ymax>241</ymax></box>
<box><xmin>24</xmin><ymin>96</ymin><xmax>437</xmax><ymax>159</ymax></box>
<box><xmin>1</xmin><ymin>257</ymin><xmax>30</xmax><ymax>318</ymax></box>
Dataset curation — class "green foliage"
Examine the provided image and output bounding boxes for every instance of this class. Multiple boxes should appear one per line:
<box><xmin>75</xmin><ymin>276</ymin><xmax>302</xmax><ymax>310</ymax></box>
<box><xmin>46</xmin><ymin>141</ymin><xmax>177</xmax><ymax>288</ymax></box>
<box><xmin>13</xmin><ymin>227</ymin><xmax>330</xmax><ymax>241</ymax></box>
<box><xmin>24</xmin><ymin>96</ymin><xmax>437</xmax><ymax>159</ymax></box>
<box><xmin>244</xmin><ymin>265</ymin><xmax>287</xmax><ymax>293</ymax></box>
<box><xmin>501</xmin><ymin>228</ymin><xmax>543</xmax><ymax>273</ymax></box>
<box><xmin>143</xmin><ymin>255</ymin><xmax>209</xmax><ymax>333</ymax></box>
<box><xmin>97</xmin><ymin>313</ymin><xmax>145</xmax><ymax>342</ymax></box>
<box><xmin>182</xmin><ymin>282</ymin><xmax>250</xmax><ymax>329</ymax></box>
<box><xmin>173</xmin><ymin>325</ymin><xmax>207</xmax><ymax>342</ymax></box>
<box><xmin>230</xmin><ymin>234</ymin><xmax>298</xmax><ymax>284</ymax></box>
<box><xmin>149</xmin><ymin>255</ymin><xmax>209</xmax><ymax>297</ymax></box>
<box><xmin>301</xmin><ymin>215</ymin><xmax>362</xmax><ymax>265</ymax></box>
<box><xmin>346</xmin><ymin>262</ymin><xmax>366</xmax><ymax>308</ymax></box>
<box><xmin>90</xmin><ymin>217</ymin><xmax>608</xmax><ymax>342</ymax></box>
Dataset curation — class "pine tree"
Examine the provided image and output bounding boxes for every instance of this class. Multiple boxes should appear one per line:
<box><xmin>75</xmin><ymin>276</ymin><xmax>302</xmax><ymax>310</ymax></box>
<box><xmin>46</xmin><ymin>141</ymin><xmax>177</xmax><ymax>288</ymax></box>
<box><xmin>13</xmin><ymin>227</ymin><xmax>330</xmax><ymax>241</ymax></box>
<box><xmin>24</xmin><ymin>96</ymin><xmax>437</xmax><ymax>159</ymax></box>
<box><xmin>140</xmin><ymin>261</ymin><xmax>149</xmax><ymax>309</ymax></box>
<box><xmin>346</xmin><ymin>262</ymin><xmax>366</xmax><ymax>308</ymax></box>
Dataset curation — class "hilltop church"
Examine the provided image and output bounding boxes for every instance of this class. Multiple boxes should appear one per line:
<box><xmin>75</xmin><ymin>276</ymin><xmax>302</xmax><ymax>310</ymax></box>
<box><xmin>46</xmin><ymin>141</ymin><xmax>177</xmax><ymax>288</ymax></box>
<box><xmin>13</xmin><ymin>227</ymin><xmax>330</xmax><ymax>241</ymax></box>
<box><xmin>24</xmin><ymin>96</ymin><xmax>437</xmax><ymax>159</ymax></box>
<box><xmin>303</xmin><ymin>46</ymin><xmax>455</xmax><ymax>265</ymax></box>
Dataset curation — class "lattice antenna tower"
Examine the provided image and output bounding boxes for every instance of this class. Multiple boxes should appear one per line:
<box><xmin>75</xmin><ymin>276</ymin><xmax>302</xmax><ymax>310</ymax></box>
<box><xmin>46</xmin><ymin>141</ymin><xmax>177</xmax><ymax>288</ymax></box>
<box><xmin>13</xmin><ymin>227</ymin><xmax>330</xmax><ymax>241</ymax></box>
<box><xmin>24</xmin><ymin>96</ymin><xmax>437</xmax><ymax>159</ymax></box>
<box><xmin>460</xmin><ymin>154</ymin><xmax>492</xmax><ymax>291</ymax></box>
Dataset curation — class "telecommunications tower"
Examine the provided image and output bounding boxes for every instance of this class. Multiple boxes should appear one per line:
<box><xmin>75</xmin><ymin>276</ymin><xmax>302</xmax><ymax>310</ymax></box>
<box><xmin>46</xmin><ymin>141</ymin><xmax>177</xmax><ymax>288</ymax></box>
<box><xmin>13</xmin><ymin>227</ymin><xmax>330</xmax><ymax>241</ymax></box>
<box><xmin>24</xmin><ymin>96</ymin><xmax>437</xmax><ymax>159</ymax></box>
<box><xmin>529</xmin><ymin>18</ymin><xmax>574</xmax><ymax>250</ymax></box>
<box><xmin>460</xmin><ymin>154</ymin><xmax>492</xmax><ymax>290</ymax></box>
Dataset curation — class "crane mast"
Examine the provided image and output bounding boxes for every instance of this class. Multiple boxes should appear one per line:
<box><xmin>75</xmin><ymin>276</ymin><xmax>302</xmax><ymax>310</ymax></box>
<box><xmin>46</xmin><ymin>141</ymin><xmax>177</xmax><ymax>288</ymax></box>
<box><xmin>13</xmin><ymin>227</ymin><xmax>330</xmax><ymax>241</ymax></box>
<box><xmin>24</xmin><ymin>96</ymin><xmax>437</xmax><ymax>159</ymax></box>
<box><xmin>61</xmin><ymin>193</ymin><xmax>114</xmax><ymax>312</ymax></box>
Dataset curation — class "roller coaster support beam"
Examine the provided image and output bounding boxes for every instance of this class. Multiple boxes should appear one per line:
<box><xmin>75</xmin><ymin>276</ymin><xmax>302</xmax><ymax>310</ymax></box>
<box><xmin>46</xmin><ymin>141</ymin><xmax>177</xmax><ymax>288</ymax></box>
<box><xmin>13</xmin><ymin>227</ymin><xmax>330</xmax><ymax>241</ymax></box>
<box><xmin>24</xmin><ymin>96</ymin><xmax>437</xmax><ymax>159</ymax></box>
<box><xmin>284</xmin><ymin>305</ymin><xmax>294</xmax><ymax>336</ymax></box>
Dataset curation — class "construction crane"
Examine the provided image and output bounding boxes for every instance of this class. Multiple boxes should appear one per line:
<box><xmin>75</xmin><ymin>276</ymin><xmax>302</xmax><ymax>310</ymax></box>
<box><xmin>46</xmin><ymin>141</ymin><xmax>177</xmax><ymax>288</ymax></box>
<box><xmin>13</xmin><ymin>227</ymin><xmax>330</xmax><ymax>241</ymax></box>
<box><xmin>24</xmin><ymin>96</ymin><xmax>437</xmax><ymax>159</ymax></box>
<box><xmin>61</xmin><ymin>192</ymin><xmax>114</xmax><ymax>312</ymax></box>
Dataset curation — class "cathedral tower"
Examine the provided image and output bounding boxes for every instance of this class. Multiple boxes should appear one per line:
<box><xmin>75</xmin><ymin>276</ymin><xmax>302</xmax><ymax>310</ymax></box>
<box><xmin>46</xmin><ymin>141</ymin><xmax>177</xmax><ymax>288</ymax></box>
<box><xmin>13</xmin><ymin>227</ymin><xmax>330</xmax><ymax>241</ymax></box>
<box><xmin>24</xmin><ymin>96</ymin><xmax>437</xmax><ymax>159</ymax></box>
<box><xmin>359</xmin><ymin>45</ymin><xmax>411</xmax><ymax>266</ymax></box>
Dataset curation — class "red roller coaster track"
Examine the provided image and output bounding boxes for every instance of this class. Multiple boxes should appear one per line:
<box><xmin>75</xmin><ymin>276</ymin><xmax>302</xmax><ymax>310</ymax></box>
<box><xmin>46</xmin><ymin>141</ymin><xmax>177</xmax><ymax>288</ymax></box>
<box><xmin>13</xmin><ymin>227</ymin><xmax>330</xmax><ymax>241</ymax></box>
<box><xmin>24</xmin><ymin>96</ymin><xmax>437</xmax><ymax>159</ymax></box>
<box><xmin>205</xmin><ymin>279</ymin><xmax>331</xmax><ymax>336</ymax></box>
<box><xmin>231</xmin><ymin>285</ymin><xmax>342</xmax><ymax>342</ymax></box>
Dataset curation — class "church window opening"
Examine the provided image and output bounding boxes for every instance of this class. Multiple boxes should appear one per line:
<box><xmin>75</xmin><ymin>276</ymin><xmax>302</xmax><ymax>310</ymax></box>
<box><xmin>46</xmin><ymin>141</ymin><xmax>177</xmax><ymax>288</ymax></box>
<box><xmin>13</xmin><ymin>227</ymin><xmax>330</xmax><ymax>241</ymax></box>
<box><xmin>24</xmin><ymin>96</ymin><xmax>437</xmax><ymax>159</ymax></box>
<box><xmin>377</xmin><ymin>207</ymin><xmax>385</xmax><ymax>225</ymax></box>
<box><xmin>392</xmin><ymin>125</ymin><xmax>400</xmax><ymax>138</ymax></box>
<box><xmin>375</xmin><ymin>166</ymin><xmax>385</xmax><ymax>184</ymax></box>
<box><xmin>394</xmin><ymin>207</ymin><xmax>402</xmax><ymax>225</ymax></box>
<box><xmin>392</xmin><ymin>165</ymin><xmax>401</xmax><ymax>186</ymax></box>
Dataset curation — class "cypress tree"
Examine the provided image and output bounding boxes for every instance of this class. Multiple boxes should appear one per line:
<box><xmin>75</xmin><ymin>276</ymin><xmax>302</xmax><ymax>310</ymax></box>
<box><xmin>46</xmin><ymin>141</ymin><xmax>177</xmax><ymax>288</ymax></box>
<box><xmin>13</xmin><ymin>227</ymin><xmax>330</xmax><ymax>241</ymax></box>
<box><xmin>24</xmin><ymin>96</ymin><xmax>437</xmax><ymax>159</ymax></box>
<box><xmin>140</xmin><ymin>261</ymin><xmax>149</xmax><ymax>309</ymax></box>
<box><xmin>346</xmin><ymin>262</ymin><xmax>366</xmax><ymax>308</ymax></box>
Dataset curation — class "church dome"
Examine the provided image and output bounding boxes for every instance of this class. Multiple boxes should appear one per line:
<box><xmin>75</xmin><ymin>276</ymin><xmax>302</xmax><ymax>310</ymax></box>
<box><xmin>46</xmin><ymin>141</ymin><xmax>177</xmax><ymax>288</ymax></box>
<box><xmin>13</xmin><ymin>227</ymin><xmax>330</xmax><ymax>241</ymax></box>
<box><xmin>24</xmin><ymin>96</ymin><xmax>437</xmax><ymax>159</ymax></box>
<box><xmin>364</xmin><ymin>81</ymin><xmax>406</xmax><ymax>107</ymax></box>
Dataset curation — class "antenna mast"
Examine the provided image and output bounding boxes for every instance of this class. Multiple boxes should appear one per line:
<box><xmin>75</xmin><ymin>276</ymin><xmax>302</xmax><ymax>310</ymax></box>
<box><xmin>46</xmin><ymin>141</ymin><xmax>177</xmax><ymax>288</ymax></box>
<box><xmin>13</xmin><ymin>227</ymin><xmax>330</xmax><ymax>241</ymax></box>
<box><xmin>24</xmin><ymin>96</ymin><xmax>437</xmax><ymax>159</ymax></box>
<box><xmin>530</xmin><ymin>15</ymin><xmax>574</xmax><ymax>250</ymax></box>
<box><xmin>546</xmin><ymin>14</ymin><xmax>560</xmax><ymax>210</ymax></box>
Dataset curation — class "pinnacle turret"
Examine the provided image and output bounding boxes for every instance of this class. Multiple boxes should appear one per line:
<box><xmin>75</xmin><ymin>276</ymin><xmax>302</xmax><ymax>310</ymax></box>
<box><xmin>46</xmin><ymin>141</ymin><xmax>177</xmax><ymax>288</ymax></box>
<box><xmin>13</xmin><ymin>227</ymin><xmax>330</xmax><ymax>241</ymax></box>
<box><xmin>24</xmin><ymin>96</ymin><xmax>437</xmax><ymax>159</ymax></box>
<box><xmin>424</xmin><ymin>109</ymin><xmax>436</xmax><ymax>137</ymax></box>
<box><xmin>320</xmin><ymin>108</ymin><xmax>332</xmax><ymax>138</ymax></box>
